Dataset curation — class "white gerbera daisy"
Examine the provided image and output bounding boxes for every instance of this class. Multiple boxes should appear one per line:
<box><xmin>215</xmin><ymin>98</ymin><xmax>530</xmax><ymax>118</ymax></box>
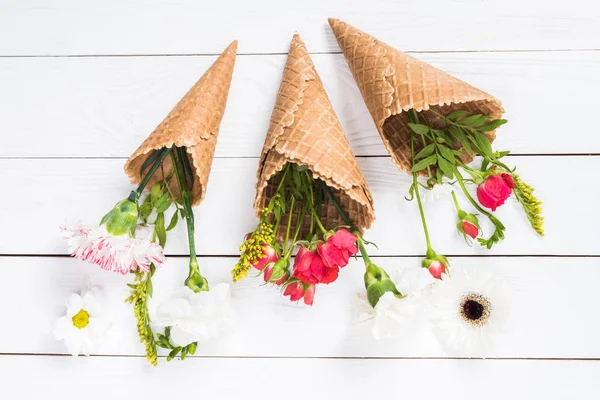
<box><xmin>53</xmin><ymin>287</ymin><xmax>111</xmax><ymax>356</ymax></box>
<box><xmin>429</xmin><ymin>269</ymin><xmax>510</xmax><ymax>355</ymax></box>
<box><xmin>355</xmin><ymin>267</ymin><xmax>435</xmax><ymax>339</ymax></box>
<box><xmin>154</xmin><ymin>283</ymin><xmax>235</xmax><ymax>347</ymax></box>
<box><xmin>60</xmin><ymin>224</ymin><xmax>165</xmax><ymax>274</ymax></box>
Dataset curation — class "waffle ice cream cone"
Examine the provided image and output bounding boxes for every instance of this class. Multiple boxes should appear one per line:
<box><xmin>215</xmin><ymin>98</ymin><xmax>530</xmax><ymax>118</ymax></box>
<box><xmin>328</xmin><ymin>18</ymin><xmax>504</xmax><ymax>174</ymax></box>
<box><xmin>124</xmin><ymin>41</ymin><xmax>238</xmax><ymax>206</ymax></box>
<box><xmin>255</xmin><ymin>34</ymin><xmax>374</xmax><ymax>237</ymax></box>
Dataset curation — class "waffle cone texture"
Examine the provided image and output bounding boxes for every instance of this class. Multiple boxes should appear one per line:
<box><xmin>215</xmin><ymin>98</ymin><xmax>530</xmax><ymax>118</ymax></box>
<box><xmin>254</xmin><ymin>35</ymin><xmax>374</xmax><ymax>237</ymax></box>
<box><xmin>328</xmin><ymin>18</ymin><xmax>504</xmax><ymax>174</ymax></box>
<box><xmin>124</xmin><ymin>41</ymin><xmax>238</xmax><ymax>206</ymax></box>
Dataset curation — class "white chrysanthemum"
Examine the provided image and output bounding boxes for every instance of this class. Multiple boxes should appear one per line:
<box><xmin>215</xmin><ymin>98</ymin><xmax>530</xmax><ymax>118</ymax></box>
<box><xmin>60</xmin><ymin>224</ymin><xmax>165</xmax><ymax>274</ymax></box>
<box><xmin>419</xmin><ymin>178</ymin><xmax>455</xmax><ymax>203</ymax></box>
<box><xmin>429</xmin><ymin>269</ymin><xmax>510</xmax><ymax>355</ymax></box>
<box><xmin>53</xmin><ymin>287</ymin><xmax>111</xmax><ymax>356</ymax></box>
<box><xmin>355</xmin><ymin>267</ymin><xmax>435</xmax><ymax>339</ymax></box>
<box><xmin>154</xmin><ymin>283</ymin><xmax>235</xmax><ymax>347</ymax></box>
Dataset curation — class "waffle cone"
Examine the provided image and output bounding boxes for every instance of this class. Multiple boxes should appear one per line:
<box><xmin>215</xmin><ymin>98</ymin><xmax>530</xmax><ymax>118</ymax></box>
<box><xmin>124</xmin><ymin>41</ymin><xmax>238</xmax><ymax>206</ymax></box>
<box><xmin>328</xmin><ymin>18</ymin><xmax>504</xmax><ymax>174</ymax></box>
<box><xmin>255</xmin><ymin>35</ymin><xmax>374</xmax><ymax>238</ymax></box>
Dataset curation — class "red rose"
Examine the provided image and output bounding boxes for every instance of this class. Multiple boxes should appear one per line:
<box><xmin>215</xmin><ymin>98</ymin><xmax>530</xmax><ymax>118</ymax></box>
<box><xmin>251</xmin><ymin>244</ymin><xmax>279</xmax><ymax>271</ymax></box>
<box><xmin>461</xmin><ymin>220</ymin><xmax>479</xmax><ymax>239</ymax></box>
<box><xmin>317</xmin><ymin>229</ymin><xmax>358</xmax><ymax>269</ymax></box>
<box><xmin>477</xmin><ymin>173</ymin><xmax>514</xmax><ymax>211</ymax></box>
<box><xmin>283</xmin><ymin>282</ymin><xmax>315</xmax><ymax>306</ymax></box>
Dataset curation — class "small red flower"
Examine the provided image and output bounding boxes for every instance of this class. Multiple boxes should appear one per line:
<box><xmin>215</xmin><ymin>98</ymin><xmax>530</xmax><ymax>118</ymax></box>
<box><xmin>251</xmin><ymin>244</ymin><xmax>278</xmax><ymax>271</ymax></box>
<box><xmin>317</xmin><ymin>229</ymin><xmax>358</xmax><ymax>269</ymax></box>
<box><xmin>477</xmin><ymin>173</ymin><xmax>514</xmax><ymax>211</ymax></box>
<box><xmin>283</xmin><ymin>281</ymin><xmax>315</xmax><ymax>306</ymax></box>
<box><xmin>461</xmin><ymin>220</ymin><xmax>479</xmax><ymax>239</ymax></box>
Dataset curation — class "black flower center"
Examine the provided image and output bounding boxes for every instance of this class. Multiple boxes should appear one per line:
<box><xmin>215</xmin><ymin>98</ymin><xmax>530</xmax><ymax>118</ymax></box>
<box><xmin>459</xmin><ymin>292</ymin><xmax>491</xmax><ymax>326</ymax></box>
<box><xmin>462</xmin><ymin>300</ymin><xmax>484</xmax><ymax>321</ymax></box>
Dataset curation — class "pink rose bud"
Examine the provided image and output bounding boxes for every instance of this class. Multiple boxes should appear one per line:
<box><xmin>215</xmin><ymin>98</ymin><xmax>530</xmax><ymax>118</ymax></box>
<box><xmin>477</xmin><ymin>173</ymin><xmax>514</xmax><ymax>211</ymax></box>
<box><xmin>251</xmin><ymin>244</ymin><xmax>279</xmax><ymax>271</ymax></box>
<box><xmin>422</xmin><ymin>255</ymin><xmax>449</xmax><ymax>280</ymax></box>
<box><xmin>461</xmin><ymin>220</ymin><xmax>479</xmax><ymax>239</ymax></box>
<box><xmin>303</xmin><ymin>284</ymin><xmax>316</xmax><ymax>306</ymax></box>
<box><xmin>283</xmin><ymin>281</ymin><xmax>316</xmax><ymax>306</ymax></box>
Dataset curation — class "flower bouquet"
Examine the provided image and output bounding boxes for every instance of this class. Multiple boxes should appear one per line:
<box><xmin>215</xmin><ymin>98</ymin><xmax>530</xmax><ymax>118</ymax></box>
<box><xmin>231</xmin><ymin>35</ymin><xmax>401</xmax><ymax>308</ymax></box>
<box><xmin>328</xmin><ymin>19</ymin><xmax>540</xmax><ymax>350</ymax></box>
<box><xmin>61</xmin><ymin>41</ymin><xmax>238</xmax><ymax>364</ymax></box>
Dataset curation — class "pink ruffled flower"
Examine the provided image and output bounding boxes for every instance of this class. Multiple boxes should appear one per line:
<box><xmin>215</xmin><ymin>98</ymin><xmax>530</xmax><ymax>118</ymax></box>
<box><xmin>477</xmin><ymin>173</ymin><xmax>514</xmax><ymax>211</ymax></box>
<box><xmin>283</xmin><ymin>281</ymin><xmax>315</xmax><ymax>306</ymax></box>
<box><xmin>317</xmin><ymin>229</ymin><xmax>358</xmax><ymax>269</ymax></box>
<box><xmin>61</xmin><ymin>224</ymin><xmax>165</xmax><ymax>275</ymax></box>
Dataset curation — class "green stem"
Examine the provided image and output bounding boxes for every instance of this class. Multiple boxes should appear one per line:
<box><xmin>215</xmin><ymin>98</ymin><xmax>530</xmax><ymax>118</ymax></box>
<box><xmin>133</xmin><ymin>147</ymin><xmax>172</xmax><ymax>199</ymax></box>
<box><xmin>455</xmin><ymin>172</ymin><xmax>502</xmax><ymax>227</ymax></box>
<box><xmin>286</xmin><ymin>207</ymin><xmax>305</xmax><ymax>259</ymax></box>
<box><xmin>171</xmin><ymin>151</ymin><xmax>199</xmax><ymax>279</ymax></box>
<box><xmin>409</xmin><ymin>132</ymin><xmax>433</xmax><ymax>253</ymax></box>
<box><xmin>283</xmin><ymin>196</ymin><xmax>295</xmax><ymax>255</ymax></box>
<box><xmin>451</xmin><ymin>191</ymin><xmax>461</xmax><ymax>213</ymax></box>
<box><xmin>356</xmin><ymin>237</ymin><xmax>373</xmax><ymax>267</ymax></box>
<box><xmin>319</xmin><ymin>180</ymin><xmax>353</xmax><ymax>227</ymax></box>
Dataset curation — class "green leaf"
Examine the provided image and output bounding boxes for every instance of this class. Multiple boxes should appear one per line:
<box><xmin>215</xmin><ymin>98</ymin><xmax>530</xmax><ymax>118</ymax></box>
<box><xmin>181</xmin><ymin>347</ymin><xmax>188</xmax><ymax>360</ymax></box>
<box><xmin>167</xmin><ymin>347</ymin><xmax>181</xmax><ymax>362</ymax></box>
<box><xmin>166</xmin><ymin>211</ymin><xmax>179</xmax><ymax>231</ymax></box>
<box><xmin>473</xmin><ymin>131</ymin><xmax>494</xmax><ymax>159</ymax></box>
<box><xmin>414</xmin><ymin>143</ymin><xmax>435</xmax><ymax>159</ymax></box>
<box><xmin>408</xmin><ymin>123</ymin><xmax>430</xmax><ymax>135</ymax></box>
<box><xmin>459</xmin><ymin>114</ymin><xmax>489</xmax><ymax>127</ymax></box>
<box><xmin>449</xmin><ymin>126</ymin><xmax>473</xmax><ymax>157</ymax></box>
<box><xmin>437</xmin><ymin>155</ymin><xmax>455</xmax><ymax>179</ymax></box>
<box><xmin>126</xmin><ymin>283</ymin><xmax>137</xmax><ymax>289</ymax></box>
<box><xmin>446</xmin><ymin>110</ymin><xmax>470</xmax><ymax>121</ymax></box>
<box><xmin>479</xmin><ymin>119</ymin><xmax>507</xmax><ymax>132</ymax></box>
<box><xmin>150</xmin><ymin>183</ymin><xmax>162</xmax><ymax>203</ymax></box>
<box><xmin>155</xmin><ymin>212</ymin><xmax>167</xmax><ymax>247</ymax></box>
<box><xmin>432</xmin><ymin>129</ymin><xmax>452</xmax><ymax>144</ymax></box>
<box><xmin>437</xmin><ymin>144</ymin><xmax>457</xmax><ymax>164</ymax></box>
<box><xmin>411</xmin><ymin>155</ymin><xmax>437</xmax><ymax>172</ymax></box>
<box><xmin>155</xmin><ymin>198</ymin><xmax>172</xmax><ymax>214</ymax></box>
<box><xmin>146</xmin><ymin>278</ymin><xmax>153</xmax><ymax>298</ymax></box>
<box><xmin>293</xmin><ymin>169</ymin><xmax>301</xmax><ymax>188</ymax></box>
<box><xmin>187</xmin><ymin>342</ymin><xmax>197</xmax><ymax>355</ymax></box>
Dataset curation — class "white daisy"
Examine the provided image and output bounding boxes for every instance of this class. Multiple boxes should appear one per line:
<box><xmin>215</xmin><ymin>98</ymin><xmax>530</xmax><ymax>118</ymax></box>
<box><xmin>355</xmin><ymin>267</ymin><xmax>435</xmax><ymax>339</ymax></box>
<box><xmin>53</xmin><ymin>287</ymin><xmax>111</xmax><ymax>356</ymax></box>
<box><xmin>154</xmin><ymin>283</ymin><xmax>235</xmax><ymax>347</ymax></box>
<box><xmin>429</xmin><ymin>268</ymin><xmax>510</xmax><ymax>355</ymax></box>
<box><xmin>60</xmin><ymin>224</ymin><xmax>165</xmax><ymax>275</ymax></box>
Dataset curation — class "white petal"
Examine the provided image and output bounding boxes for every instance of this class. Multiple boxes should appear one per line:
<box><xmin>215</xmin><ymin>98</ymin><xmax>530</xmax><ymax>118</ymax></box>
<box><xmin>155</xmin><ymin>298</ymin><xmax>192</xmax><ymax>323</ymax></box>
<box><xmin>66</xmin><ymin>294</ymin><xmax>84</xmax><ymax>317</ymax></box>
<box><xmin>170</xmin><ymin>325</ymin><xmax>202</xmax><ymax>348</ymax></box>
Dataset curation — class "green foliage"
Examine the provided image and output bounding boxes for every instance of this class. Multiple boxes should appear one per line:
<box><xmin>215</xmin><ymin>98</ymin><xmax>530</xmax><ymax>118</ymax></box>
<box><xmin>156</xmin><ymin>327</ymin><xmax>198</xmax><ymax>362</ymax></box>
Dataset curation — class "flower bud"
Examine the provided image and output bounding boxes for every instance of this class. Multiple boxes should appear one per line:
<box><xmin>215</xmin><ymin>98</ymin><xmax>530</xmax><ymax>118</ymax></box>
<box><xmin>457</xmin><ymin>213</ymin><xmax>481</xmax><ymax>240</ymax></box>
<box><xmin>422</xmin><ymin>255</ymin><xmax>449</xmax><ymax>280</ymax></box>
<box><xmin>264</xmin><ymin>258</ymin><xmax>289</xmax><ymax>284</ymax></box>
<box><xmin>185</xmin><ymin>271</ymin><xmax>209</xmax><ymax>293</ymax></box>
<box><xmin>364</xmin><ymin>263</ymin><xmax>400</xmax><ymax>307</ymax></box>
<box><xmin>251</xmin><ymin>244</ymin><xmax>279</xmax><ymax>271</ymax></box>
<box><xmin>100</xmin><ymin>195</ymin><xmax>139</xmax><ymax>237</ymax></box>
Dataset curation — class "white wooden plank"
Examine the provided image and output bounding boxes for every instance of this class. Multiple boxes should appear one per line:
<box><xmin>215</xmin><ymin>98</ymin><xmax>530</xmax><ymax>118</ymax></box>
<box><xmin>2</xmin><ymin>256</ymin><xmax>600</xmax><ymax>358</ymax></box>
<box><xmin>1</xmin><ymin>356</ymin><xmax>597</xmax><ymax>400</ymax></box>
<box><xmin>2</xmin><ymin>52</ymin><xmax>599</xmax><ymax>157</ymax></box>
<box><xmin>0</xmin><ymin>0</ymin><xmax>597</xmax><ymax>55</ymax></box>
<box><xmin>0</xmin><ymin>156</ymin><xmax>594</xmax><ymax>256</ymax></box>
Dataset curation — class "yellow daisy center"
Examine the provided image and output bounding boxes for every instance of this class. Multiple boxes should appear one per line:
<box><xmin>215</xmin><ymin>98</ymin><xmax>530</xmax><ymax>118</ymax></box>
<box><xmin>72</xmin><ymin>309</ymin><xmax>90</xmax><ymax>329</ymax></box>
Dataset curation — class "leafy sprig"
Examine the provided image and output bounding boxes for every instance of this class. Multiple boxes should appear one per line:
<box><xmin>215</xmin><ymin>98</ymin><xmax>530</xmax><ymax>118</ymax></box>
<box><xmin>512</xmin><ymin>174</ymin><xmax>544</xmax><ymax>236</ymax></box>
<box><xmin>156</xmin><ymin>326</ymin><xmax>198</xmax><ymax>362</ymax></box>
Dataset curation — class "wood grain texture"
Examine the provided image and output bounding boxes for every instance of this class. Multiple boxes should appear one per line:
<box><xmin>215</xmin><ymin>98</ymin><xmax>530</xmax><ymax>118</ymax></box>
<box><xmin>0</xmin><ymin>156</ymin><xmax>591</xmax><ymax>256</ymax></box>
<box><xmin>1</xmin><ymin>51</ymin><xmax>599</xmax><ymax>158</ymax></box>
<box><xmin>0</xmin><ymin>0</ymin><xmax>597</xmax><ymax>55</ymax></box>
<box><xmin>2</xmin><ymin>256</ymin><xmax>600</xmax><ymax>358</ymax></box>
<box><xmin>2</xmin><ymin>355</ymin><xmax>598</xmax><ymax>400</ymax></box>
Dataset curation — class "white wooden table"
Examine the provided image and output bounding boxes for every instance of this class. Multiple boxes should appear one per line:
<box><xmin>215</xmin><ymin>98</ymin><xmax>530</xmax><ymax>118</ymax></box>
<box><xmin>1</xmin><ymin>1</ymin><xmax>599</xmax><ymax>398</ymax></box>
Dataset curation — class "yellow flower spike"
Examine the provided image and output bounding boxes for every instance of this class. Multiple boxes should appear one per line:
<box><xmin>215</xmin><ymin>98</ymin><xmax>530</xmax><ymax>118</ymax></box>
<box><xmin>512</xmin><ymin>174</ymin><xmax>544</xmax><ymax>236</ymax></box>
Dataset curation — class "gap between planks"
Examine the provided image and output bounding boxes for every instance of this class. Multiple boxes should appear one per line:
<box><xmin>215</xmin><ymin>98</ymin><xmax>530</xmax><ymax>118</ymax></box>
<box><xmin>1</xmin><ymin>49</ymin><xmax>599</xmax><ymax>59</ymax></box>
<box><xmin>1</xmin><ymin>353</ymin><xmax>599</xmax><ymax>361</ymax></box>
